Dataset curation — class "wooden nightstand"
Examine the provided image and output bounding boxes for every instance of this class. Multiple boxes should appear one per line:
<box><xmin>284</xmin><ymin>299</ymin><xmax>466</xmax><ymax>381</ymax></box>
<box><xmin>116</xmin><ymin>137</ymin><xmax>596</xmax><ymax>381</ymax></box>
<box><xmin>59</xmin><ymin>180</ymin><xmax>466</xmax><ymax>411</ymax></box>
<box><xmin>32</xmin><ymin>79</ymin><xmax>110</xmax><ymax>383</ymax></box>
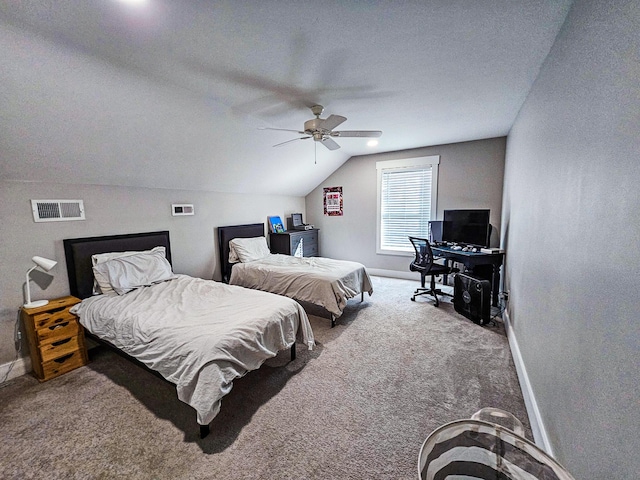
<box><xmin>21</xmin><ymin>296</ymin><xmax>89</xmax><ymax>382</ymax></box>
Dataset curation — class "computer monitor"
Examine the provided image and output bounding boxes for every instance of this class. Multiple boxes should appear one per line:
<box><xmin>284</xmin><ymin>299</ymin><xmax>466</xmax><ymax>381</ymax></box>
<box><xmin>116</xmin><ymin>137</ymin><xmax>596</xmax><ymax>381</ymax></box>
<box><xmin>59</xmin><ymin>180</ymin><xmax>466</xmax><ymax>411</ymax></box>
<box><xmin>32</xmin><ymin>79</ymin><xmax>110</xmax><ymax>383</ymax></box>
<box><xmin>442</xmin><ymin>209</ymin><xmax>490</xmax><ymax>247</ymax></box>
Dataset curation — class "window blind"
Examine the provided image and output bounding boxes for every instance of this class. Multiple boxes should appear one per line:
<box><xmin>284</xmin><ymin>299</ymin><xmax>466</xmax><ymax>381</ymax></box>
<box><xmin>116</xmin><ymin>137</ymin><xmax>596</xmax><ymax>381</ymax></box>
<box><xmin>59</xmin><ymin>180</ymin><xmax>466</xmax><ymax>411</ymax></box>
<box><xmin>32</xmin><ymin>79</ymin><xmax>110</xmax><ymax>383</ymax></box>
<box><xmin>380</xmin><ymin>166</ymin><xmax>433</xmax><ymax>252</ymax></box>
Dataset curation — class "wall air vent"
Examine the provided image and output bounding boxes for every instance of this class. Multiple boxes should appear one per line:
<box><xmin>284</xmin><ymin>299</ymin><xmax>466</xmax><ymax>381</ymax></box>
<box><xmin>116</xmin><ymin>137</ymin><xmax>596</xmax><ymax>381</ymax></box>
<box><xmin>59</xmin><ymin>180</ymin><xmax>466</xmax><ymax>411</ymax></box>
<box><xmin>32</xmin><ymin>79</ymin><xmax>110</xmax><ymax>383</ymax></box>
<box><xmin>31</xmin><ymin>200</ymin><xmax>85</xmax><ymax>222</ymax></box>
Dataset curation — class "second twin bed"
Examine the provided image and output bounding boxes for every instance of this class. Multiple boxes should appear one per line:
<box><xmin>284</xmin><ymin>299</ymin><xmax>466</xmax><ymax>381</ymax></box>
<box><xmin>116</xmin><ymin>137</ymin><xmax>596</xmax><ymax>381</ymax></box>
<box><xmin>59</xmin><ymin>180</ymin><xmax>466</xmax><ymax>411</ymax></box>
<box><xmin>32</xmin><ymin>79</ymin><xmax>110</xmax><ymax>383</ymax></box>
<box><xmin>218</xmin><ymin>223</ymin><xmax>373</xmax><ymax>327</ymax></box>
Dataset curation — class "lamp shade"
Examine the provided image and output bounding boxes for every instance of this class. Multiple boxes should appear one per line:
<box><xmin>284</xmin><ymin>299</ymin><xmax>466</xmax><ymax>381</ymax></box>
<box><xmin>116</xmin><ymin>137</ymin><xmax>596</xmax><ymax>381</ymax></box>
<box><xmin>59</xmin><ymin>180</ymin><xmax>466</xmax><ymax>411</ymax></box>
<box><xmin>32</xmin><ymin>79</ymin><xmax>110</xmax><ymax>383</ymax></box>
<box><xmin>32</xmin><ymin>256</ymin><xmax>57</xmax><ymax>271</ymax></box>
<box><xmin>24</xmin><ymin>256</ymin><xmax>58</xmax><ymax>308</ymax></box>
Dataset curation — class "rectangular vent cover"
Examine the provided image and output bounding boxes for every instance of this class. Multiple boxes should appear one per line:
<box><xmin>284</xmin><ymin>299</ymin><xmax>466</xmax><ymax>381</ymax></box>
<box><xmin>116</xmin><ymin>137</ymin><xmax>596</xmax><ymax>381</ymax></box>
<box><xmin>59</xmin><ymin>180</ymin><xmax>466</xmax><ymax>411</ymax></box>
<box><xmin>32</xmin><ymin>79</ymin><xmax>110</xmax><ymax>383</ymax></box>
<box><xmin>31</xmin><ymin>200</ymin><xmax>85</xmax><ymax>222</ymax></box>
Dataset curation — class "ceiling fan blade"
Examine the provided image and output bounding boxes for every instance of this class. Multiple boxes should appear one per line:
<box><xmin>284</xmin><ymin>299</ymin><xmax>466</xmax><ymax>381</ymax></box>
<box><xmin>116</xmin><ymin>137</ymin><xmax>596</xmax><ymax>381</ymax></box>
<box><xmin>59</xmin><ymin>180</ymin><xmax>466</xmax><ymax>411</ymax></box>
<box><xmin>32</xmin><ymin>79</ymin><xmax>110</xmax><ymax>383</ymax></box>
<box><xmin>273</xmin><ymin>137</ymin><xmax>311</xmax><ymax>147</ymax></box>
<box><xmin>319</xmin><ymin>114</ymin><xmax>347</xmax><ymax>131</ymax></box>
<box><xmin>320</xmin><ymin>137</ymin><xmax>340</xmax><ymax>150</ymax></box>
<box><xmin>332</xmin><ymin>130</ymin><xmax>382</xmax><ymax>138</ymax></box>
<box><xmin>259</xmin><ymin>127</ymin><xmax>305</xmax><ymax>134</ymax></box>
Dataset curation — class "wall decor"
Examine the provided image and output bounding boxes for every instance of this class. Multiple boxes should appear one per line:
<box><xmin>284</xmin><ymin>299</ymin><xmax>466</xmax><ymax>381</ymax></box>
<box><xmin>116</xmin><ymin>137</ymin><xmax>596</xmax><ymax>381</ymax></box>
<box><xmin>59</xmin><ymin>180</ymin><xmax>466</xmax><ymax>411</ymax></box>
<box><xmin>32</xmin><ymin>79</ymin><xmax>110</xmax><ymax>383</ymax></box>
<box><xmin>323</xmin><ymin>186</ymin><xmax>343</xmax><ymax>216</ymax></box>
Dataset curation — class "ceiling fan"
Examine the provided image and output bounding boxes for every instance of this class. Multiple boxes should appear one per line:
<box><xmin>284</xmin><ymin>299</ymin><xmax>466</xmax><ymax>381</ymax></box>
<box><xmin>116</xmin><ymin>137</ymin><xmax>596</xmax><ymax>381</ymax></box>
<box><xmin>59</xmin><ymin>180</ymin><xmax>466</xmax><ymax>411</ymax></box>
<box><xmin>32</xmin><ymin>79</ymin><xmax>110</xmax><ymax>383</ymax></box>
<box><xmin>260</xmin><ymin>105</ymin><xmax>382</xmax><ymax>151</ymax></box>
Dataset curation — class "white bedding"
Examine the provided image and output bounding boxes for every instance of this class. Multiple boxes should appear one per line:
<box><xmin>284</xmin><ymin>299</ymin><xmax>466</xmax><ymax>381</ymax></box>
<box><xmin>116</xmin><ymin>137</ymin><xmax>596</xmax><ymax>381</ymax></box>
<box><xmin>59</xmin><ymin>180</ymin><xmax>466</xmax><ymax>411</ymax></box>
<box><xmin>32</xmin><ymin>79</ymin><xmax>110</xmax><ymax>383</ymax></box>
<box><xmin>229</xmin><ymin>254</ymin><xmax>373</xmax><ymax>317</ymax></box>
<box><xmin>71</xmin><ymin>274</ymin><xmax>314</xmax><ymax>426</ymax></box>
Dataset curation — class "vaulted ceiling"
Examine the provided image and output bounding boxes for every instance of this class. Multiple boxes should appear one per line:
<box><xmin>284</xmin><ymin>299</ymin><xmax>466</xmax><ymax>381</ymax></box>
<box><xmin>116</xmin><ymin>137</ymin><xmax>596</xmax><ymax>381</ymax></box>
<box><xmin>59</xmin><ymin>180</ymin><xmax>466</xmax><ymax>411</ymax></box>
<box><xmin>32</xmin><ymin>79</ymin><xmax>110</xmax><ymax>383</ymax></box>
<box><xmin>0</xmin><ymin>0</ymin><xmax>572</xmax><ymax>196</ymax></box>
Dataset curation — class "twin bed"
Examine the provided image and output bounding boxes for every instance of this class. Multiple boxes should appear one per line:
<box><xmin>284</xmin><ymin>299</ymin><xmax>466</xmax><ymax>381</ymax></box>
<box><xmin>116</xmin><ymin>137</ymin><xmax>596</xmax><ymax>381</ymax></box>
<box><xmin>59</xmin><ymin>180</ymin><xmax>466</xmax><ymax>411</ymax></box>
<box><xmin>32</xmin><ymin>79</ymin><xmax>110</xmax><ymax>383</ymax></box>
<box><xmin>63</xmin><ymin>225</ymin><xmax>372</xmax><ymax>438</ymax></box>
<box><xmin>218</xmin><ymin>223</ymin><xmax>373</xmax><ymax>327</ymax></box>
<box><xmin>63</xmin><ymin>231</ymin><xmax>314</xmax><ymax>438</ymax></box>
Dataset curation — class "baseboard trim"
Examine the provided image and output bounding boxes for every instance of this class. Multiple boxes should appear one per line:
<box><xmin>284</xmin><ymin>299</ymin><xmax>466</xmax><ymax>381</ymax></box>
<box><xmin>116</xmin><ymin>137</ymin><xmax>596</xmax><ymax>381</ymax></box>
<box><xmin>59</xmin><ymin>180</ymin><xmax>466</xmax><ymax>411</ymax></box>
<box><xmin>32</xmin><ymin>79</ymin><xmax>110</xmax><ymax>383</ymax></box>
<box><xmin>368</xmin><ymin>268</ymin><xmax>416</xmax><ymax>280</ymax></box>
<box><xmin>0</xmin><ymin>356</ymin><xmax>31</xmax><ymax>384</ymax></box>
<box><xmin>503</xmin><ymin>308</ymin><xmax>554</xmax><ymax>456</ymax></box>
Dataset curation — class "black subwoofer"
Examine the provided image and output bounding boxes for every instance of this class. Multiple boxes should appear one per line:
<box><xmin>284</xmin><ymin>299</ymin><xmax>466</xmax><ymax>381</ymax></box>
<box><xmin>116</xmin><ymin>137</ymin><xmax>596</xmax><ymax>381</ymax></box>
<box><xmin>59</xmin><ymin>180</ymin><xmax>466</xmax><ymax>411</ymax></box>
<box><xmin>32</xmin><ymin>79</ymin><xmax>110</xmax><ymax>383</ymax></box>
<box><xmin>454</xmin><ymin>273</ymin><xmax>491</xmax><ymax>325</ymax></box>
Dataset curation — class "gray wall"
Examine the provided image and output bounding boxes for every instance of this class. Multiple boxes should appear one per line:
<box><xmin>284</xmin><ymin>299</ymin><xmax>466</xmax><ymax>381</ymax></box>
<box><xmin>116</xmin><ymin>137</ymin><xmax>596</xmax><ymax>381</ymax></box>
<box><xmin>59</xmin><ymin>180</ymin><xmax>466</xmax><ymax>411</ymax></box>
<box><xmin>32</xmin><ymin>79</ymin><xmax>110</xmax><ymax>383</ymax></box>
<box><xmin>306</xmin><ymin>137</ymin><xmax>506</xmax><ymax>273</ymax></box>
<box><xmin>502</xmin><ymin>1</ymin><xmax>639</xmax><ymax>478</ymax></box>
<box><xmin>0</xmin><ymin>180</ymin><xmax>304</xmax><ymax>369</ymax></box>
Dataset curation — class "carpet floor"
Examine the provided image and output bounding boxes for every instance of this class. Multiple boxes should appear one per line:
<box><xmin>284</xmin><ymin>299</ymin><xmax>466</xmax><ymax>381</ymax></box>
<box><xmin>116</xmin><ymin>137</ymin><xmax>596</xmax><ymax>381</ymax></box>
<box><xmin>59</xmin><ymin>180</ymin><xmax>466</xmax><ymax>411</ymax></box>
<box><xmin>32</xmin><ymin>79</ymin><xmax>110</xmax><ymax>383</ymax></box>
<box><xmin>0</xmin><ymin>276</ymin><xmax>529</xmax><ymax>479</ymax></box>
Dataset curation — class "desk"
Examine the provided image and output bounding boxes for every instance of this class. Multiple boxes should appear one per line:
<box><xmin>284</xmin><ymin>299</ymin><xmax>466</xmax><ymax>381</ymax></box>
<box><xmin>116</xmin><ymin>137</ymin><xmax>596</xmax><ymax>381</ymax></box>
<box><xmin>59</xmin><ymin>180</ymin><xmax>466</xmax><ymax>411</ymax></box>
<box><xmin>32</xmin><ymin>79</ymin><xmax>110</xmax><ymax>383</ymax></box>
<box><xmin>431</xmin><ymin>246</ymin><xmax>504</xmax><ymax>307</ymax></box>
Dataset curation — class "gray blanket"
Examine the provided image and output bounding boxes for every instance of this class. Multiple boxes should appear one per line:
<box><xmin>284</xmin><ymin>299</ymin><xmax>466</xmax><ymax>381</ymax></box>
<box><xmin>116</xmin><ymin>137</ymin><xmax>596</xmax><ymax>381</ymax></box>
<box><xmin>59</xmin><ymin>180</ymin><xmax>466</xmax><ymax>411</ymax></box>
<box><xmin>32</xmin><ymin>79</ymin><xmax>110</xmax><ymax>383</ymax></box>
<box><xmin>229</xmin><ymin>254</ymin><xmax>373</xmax><ymax>317</ymax></box>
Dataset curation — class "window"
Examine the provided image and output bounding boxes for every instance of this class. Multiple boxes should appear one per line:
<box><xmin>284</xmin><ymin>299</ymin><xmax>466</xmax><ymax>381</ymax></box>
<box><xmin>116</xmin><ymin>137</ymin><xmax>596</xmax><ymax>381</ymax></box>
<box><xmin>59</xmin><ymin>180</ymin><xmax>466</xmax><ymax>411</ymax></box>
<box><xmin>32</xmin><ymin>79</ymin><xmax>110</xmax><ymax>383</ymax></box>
<box><xmin>376</xmin><ymin>155</ymin><xmax>439</xmax><ymax>255</ymax></box>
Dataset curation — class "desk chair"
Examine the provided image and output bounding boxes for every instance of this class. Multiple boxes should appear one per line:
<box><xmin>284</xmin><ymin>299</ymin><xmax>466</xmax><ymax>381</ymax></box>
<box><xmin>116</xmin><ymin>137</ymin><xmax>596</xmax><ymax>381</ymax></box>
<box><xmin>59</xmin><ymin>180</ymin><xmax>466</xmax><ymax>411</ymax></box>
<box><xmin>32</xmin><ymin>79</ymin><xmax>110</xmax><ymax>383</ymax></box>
<box><xmin>409</xmin><ymin>236</ymin><xmax>457</xmax><ymax>306</ymax></box>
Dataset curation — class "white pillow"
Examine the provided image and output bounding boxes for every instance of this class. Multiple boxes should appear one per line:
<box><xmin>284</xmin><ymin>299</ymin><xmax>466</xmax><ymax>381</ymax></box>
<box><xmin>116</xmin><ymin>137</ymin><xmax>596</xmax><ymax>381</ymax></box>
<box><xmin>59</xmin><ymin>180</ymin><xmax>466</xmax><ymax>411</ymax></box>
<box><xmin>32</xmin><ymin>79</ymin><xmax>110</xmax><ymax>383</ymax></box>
<box><xmin>229</xmin><ymin>236</ymin><xmax>270</xmax><ymax>263</ymax></box>
<box><xmin>92</xmin><ymin>250</ymin><xmax>176</xmax><ymax>296</ymax></box>
<box><xmin>228</xmin><ymin>243</ymin><xmax>240</xmax><ymax>263</ymax></box>
<box><xmin>92</xmin><ymin>246</ymin><xmax>166</xmax><ymax>295</ymax></box>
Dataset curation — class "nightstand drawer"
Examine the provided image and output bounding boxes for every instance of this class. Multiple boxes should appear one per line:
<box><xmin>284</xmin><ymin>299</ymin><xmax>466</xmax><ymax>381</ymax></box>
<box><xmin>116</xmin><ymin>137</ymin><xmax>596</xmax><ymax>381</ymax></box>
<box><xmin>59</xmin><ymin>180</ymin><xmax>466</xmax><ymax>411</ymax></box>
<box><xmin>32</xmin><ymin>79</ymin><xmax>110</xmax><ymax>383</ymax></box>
<box><xmin>41</xmin><ymin>351</ymin><xmax>85</xmax><ymax>380</ymax></box>
<box><xmin>34</xmin><ymin>309</ymin><xmax>76</xmax><ymax>330</ymax></box>
<box><xmin>36</xmin><ymin>319</ymin><xmax>80</xmax><ymax>344</ymax></box>
<box><xmin>39</xmin><ymin>336</ymin><xmax>82</xmax><ymax>363</ymax></box>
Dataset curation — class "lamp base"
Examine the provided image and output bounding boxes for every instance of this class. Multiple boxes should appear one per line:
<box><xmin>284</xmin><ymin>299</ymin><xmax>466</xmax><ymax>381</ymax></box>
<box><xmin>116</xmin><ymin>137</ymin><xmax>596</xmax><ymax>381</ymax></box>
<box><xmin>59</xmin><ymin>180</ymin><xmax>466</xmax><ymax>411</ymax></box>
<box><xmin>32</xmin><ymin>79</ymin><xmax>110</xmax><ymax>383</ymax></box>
<box><xmin>24</xmin><ymin>299</ymin><xmax>49</xmax><ymax>309</ymax></box>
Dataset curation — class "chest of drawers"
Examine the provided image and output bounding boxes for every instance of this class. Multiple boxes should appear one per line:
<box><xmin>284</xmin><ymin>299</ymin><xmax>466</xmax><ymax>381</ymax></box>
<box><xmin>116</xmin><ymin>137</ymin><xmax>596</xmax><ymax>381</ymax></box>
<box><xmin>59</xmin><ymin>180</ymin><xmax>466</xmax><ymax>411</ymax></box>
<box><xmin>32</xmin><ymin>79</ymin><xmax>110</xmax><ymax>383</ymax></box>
<box><xmin>269</xmin><ymin>229</ymin><xmax>319</xmax><ymax>257</ymax></box>
<box><xmin>21</xmin><ymin>296</ymin><xmax>89</xmax><ymax>381</ymax></box>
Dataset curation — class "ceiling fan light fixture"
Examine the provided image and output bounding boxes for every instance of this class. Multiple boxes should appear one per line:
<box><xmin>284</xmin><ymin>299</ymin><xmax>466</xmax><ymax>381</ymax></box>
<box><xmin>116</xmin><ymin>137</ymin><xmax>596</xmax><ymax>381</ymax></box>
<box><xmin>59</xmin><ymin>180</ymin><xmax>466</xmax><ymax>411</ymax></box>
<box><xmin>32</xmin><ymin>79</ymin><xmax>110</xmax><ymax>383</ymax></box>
<box><xmin>261</xmin><ymin>104</ymin><xmax>382</xmax><ymax>152</ymax></box>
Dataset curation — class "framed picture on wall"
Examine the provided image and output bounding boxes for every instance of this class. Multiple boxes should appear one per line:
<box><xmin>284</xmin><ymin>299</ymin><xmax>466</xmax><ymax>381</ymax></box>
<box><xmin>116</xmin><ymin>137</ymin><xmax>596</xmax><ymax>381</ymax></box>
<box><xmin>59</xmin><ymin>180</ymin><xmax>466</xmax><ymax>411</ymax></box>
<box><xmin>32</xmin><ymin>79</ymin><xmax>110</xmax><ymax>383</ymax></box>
<box><xmin>324</xmin><ymin>186</ymin><xmax>343</xmax><ymax>216</ymax></box>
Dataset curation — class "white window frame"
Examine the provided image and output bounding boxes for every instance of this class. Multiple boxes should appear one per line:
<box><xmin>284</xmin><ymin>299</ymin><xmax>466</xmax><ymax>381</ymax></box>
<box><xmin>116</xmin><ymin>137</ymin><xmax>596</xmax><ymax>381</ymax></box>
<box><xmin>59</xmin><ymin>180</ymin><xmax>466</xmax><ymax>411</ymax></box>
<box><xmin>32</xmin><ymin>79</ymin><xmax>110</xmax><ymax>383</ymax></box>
<box><xmin>376</xmin><ymin>155</ymin><xmax>440</xmax><ymax>256</ymax></box>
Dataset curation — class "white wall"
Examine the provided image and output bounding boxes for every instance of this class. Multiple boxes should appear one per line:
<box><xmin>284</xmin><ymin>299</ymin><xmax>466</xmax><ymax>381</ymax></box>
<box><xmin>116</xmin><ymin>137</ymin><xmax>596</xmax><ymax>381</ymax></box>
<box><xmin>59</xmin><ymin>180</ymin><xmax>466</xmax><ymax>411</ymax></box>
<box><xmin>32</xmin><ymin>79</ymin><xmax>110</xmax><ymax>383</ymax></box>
<box><xmin>305</xmin><ymin>137</ymin><xmax>506</xmax><ymax>273</ymax></box>
<box><xmin>502</xmin><ymin>0</ymin><xmax>639</xmax><ymax>477</ymax></box>
<box><xmin>0</xmin><ymin>180</ymin><xmax>304</xmax><ymax>370</ymax></box>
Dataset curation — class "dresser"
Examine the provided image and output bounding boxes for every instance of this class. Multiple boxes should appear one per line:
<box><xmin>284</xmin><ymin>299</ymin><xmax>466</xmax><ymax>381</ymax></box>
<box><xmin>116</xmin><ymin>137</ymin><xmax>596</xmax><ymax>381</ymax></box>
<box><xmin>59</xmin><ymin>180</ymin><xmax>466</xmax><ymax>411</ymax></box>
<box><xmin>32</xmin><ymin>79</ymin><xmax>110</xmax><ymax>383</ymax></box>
<box><xmin>269</xmin><ymin>229</ymin><xmax>319</xmax><ymax>257</ymax></box>
<box><xmin>21</xmin><ymin>295</ymin><xmax>89</xmax><ymax>382</ymax></box>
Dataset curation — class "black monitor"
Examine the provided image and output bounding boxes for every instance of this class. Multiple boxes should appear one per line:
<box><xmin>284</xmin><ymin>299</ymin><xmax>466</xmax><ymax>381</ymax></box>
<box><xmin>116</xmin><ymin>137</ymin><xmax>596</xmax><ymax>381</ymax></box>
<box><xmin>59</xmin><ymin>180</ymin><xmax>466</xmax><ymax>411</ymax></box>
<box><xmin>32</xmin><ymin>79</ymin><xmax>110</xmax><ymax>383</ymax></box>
<box><xmin>442</xmin><ymin>209</ymin><xmax>490</xmax><ymax>247</ymax></box>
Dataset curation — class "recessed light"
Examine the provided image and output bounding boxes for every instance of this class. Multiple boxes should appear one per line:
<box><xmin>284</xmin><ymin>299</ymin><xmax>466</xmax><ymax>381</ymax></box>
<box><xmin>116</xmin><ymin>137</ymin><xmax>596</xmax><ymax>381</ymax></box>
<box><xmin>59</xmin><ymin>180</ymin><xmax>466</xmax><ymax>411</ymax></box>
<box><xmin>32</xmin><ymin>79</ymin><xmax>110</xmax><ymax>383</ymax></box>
<box><xmin>116</xmin><ymin>0</ymin><xmax>149</xmax><ymax>7</ymax></box>
<box><xmin>367</xmin><ymin>139</ymin><xmax>379</xmax><ymax>147</ymax></box>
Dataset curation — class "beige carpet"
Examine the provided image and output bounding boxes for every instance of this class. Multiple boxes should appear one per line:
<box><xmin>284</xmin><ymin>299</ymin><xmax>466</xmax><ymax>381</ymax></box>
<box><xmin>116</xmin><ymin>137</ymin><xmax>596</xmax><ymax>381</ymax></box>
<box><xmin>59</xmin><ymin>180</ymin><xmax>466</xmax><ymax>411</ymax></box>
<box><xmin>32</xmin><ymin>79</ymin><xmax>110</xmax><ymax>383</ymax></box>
<box><xmin>0</xmin><ymin>276</ymin><xmax>529</xmax><ymax>479</ymax></box>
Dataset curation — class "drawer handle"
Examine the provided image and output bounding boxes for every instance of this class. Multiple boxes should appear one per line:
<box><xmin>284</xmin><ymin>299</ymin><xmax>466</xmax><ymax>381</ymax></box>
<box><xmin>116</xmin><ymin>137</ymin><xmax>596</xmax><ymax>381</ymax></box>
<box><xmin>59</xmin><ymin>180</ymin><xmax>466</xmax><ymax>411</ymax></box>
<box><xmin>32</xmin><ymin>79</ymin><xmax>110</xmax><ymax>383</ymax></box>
<box><xmin>54</xmin><ymin>353</ymin><xmax>74</xmax><ymax>364</ymax></box>
<box><xmin>49</xmin><ymin>322</ymin><xmax>69</xmax><ymax>331</ymax></box>
<box><xmin>39</xmin><ymin>317</ymin><xmax>67</xmax><ymax>328</ymax></box>
<box><xmin>51</xmin><ymin>338</ymin><xmax>72</xmax><ymax>347</ymax></box>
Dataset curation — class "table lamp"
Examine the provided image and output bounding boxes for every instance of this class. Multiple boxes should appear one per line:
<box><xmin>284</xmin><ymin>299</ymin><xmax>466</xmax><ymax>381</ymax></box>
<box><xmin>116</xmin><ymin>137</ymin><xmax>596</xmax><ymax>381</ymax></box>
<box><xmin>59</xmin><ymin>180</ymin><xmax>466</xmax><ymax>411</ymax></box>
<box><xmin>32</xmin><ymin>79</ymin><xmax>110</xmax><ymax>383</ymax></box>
<box><xmin>24</xmin><ymin>256</ymin><xmax>57</xmax><ymax>308</ymax></box>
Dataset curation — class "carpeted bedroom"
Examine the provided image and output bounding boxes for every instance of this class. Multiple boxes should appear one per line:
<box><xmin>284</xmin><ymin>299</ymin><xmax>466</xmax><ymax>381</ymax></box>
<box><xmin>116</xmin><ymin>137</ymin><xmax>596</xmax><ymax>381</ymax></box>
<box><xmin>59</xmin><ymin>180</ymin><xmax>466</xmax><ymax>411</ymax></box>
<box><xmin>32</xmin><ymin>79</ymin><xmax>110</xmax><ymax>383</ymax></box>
<box><xmin>0</xmin><ymin>275</ymin><xmax>528</xmax><ymax>479</ymax></box>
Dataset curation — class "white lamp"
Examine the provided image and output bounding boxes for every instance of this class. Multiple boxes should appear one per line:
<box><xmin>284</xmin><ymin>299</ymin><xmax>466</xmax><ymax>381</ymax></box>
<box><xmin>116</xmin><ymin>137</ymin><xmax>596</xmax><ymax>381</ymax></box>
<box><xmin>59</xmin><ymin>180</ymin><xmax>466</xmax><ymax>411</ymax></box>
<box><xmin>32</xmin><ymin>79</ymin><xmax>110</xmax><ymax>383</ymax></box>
<box><xmin>24</xmin><ymin>256</ymin><xmax>57</xmax><ymax>308</ymax></box>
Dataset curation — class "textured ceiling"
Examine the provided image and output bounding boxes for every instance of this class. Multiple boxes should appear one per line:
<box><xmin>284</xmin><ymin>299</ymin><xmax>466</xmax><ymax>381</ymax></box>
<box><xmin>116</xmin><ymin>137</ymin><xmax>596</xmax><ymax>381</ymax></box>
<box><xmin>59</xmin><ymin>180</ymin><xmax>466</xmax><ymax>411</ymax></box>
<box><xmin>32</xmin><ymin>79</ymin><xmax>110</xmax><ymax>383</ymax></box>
<box><xmin>0</xmin><ymin>0</ymin><xmax>572</xmax><ymax>196</ymax></box>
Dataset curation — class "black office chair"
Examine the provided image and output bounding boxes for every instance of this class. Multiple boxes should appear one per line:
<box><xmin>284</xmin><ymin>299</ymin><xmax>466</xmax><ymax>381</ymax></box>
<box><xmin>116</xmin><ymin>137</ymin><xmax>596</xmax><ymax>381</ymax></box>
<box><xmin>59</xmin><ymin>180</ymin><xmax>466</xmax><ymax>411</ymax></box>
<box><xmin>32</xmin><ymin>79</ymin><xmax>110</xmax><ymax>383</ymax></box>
<box><xmin>409</xmin><ymin>236</ymin><xmax>457</xmax><ymax>306</ymax></box>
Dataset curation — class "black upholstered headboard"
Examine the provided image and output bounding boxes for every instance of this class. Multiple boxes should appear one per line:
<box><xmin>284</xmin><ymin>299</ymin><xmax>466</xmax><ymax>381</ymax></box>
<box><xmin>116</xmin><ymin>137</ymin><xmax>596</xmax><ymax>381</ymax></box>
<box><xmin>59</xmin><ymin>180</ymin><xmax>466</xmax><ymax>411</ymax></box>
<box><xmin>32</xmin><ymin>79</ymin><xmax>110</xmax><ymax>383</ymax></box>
<box><xmin>63</xmin><ymin>231</ymin><xmax>172</xmax><ymax>299</ymax></box>
<box><xmin>217</xmin><ymin>223</ymin><xmax>264</xmax><ymax>283</ymax></box>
